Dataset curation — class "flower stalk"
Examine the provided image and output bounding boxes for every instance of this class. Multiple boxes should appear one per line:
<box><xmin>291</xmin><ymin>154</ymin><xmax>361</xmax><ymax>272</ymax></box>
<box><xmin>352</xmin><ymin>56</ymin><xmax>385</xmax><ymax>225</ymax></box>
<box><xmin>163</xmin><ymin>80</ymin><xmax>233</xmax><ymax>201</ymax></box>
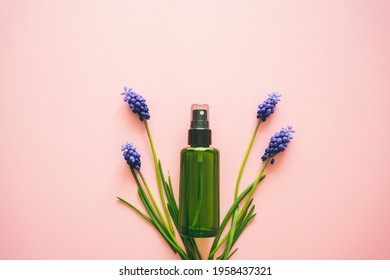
<box><xmin>144</xmin><ymin>120</ymin><xmax>175</xmax><ymax>234</ymax></box>
<box><xmin>234</xmin><ymin>119</ymin><xmax>261</xmax><ymax>199</ymax></box>
<box><xmin>131</xmin><ymin>166</ymin><xmax>189</xmax><ymax>259</ymax></box>
<box><xmin>138</xmin><ymin>170</ymin><xmax>169</xmax><ymax>231</ymax></box>
<box><xmin>223</xmin><ymin>92</ymin><xmax>281</xmax><ymax>259</ymax></box>
<box><xmin>207</xmin><ymin>175</ymin><xmax>265</xmax><ymax>259</ymax></box>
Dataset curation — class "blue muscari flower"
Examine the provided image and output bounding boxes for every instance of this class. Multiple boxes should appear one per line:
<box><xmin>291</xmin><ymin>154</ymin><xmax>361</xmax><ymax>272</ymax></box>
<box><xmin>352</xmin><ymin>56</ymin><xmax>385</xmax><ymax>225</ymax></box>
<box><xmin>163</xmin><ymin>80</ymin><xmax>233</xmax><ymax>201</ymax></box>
<box><xmin>121</xmin><ymin>142</ymin><xmax>141</xmax><ymax>170</ymax></box>
<box><xmin>261</xmin><ymin>126</ymin><xmax>294</xmax><ymax>164</ymax></box>
<box><xmin>120</xmin><ymin>87</ymin><xmax>150</xmax><ymax>121</ymax></box>
<box><xmin>257</xmin><ymin>92</ymin><xmax>281</xmax><ymax>121</ymax></box>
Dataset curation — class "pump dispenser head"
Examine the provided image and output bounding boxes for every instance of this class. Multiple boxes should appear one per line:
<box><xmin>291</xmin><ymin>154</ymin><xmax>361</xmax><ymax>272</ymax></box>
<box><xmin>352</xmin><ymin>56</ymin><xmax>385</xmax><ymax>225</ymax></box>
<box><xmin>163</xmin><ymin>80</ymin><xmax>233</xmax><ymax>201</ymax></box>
<box><xmin>188</xmin><ymin>104</ymin><xmax>212</xmax><ymax>146</ymax></box>
<box><xmin>190</xmin><ymin>104</ymin><xmax>209</xmax><ymax>129</ymax></box>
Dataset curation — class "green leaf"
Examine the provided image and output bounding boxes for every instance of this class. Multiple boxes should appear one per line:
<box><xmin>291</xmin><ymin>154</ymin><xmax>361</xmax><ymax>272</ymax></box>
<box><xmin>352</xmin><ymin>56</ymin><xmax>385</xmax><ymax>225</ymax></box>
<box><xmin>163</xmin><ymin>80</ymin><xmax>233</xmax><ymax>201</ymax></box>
<box><xmin>217</xmin><ymin>206</ymin><xmax>256</xmax><ymax>260</ymax></box>
<box><xmin>137</xmin><ymin>188</ymin><xmax>179</xmax><ymax>254</ymax></box>
<box><xmin>116</xmin><ymin>196</ymin><xmax>151</xmax><ymax>222</ymax></box>
<box><xmin>227</xmin><ymin>248</ymin><xmax>239</xmax><ymax>260</ymax></box>
<box><xmin>131</xmin><ymin>169</ymin><xmax>190</xmax><ymax>259</ymax></box>
<box><xmin>167</xmin><ymin>173</ymin><xmax>175</xmax><ymax>198</ymax></box>
<box><xmin>221</xmin><ymin>200</ymin><xmax>254</xmax><ymax>259</ymax></box>
<box><xmin>158</xmin><ymin>160</ymin><xmax>201</xmax><ymax>259</ymax></box>
<box><xmin>222</xmin><ymin>207</ymin><xmax>239</xmax><ymax>259</ymax></box>
<box><xmin>208</xmin><ymin>175</ymin><xmax>265</xmax><ymax>259</ymax></box>
<box><xmin>233</xmin><ymin>205</ymin><xmax>256</xmax><ymax>248</ymax></box>
<box><xmin>131</xmin><ymin>168</ymin><xmax>165</xmax><ymax>229</ymax></box>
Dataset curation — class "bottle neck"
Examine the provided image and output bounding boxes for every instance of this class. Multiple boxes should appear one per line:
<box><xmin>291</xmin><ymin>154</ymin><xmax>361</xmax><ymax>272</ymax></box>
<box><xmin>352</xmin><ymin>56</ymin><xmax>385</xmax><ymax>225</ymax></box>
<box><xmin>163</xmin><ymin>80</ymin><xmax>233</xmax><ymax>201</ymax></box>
<box><xmin>188</xmin><ymin>128</ymin><xmax>211</xmax><ymax>146</ymax></box>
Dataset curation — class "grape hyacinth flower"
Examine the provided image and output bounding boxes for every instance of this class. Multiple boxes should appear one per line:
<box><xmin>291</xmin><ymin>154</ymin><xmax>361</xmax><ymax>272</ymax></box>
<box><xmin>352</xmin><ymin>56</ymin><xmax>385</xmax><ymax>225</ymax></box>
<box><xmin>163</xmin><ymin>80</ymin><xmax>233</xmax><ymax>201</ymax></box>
<box><xmin>120</xmin><ymin>87</ymin><xmax>150</xmax><ymax>121</ymax></box>
<box><xmin>233</xmin><ymin>92</ymin><xmax>281</xmax><ymax>200</ymax></box>
<box><xmin>121</xmin><ymin>142</ymin><xmax>141</xmax><ymax>170</ymax></box>
<box><xmin>118</xmin><ymin>141</ymin><xmax>189</xmax><ymax>259</ymax></box>
<box><xmin>261</xmin><ymin>126</ymin><xmax>295</xmax><ymax>164</ymax></box>
<box><xmin>257</xmin><ymin>92</ymin><xmax>281</xmax><ymax>121</ymax></box>
<box><xmin>119</xmin><ymin>87</ymin><xmax>174</xmax><ymax>234</ymax></box>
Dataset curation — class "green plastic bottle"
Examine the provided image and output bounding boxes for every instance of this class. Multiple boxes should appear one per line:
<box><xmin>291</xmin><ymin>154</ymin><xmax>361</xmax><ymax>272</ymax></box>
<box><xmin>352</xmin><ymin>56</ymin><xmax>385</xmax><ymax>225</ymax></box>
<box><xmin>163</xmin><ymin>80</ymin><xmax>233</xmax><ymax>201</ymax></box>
<box><xmin>179</xmin><ymin>104</ymin><xmax>220</xmax><ymax>238</ymax></box>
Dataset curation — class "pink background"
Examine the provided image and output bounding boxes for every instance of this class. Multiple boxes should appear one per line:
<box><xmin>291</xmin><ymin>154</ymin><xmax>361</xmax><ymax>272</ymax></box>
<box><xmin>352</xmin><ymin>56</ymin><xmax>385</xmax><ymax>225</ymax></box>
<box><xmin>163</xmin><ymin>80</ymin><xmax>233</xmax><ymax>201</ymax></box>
<box><xmin>1</xmin><ymin>0</ymin><xmax>390</xmax><ymax>260</ymax></box>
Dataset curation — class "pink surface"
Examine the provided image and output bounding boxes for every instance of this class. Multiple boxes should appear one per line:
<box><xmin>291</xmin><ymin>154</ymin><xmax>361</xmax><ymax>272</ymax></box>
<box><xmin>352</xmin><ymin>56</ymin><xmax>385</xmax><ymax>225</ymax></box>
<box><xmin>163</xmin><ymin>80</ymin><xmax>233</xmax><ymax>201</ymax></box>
<box><xmin>1</xmin><ymin>0</ymin><xmax>390</xmax><ymax>260</ymax></box>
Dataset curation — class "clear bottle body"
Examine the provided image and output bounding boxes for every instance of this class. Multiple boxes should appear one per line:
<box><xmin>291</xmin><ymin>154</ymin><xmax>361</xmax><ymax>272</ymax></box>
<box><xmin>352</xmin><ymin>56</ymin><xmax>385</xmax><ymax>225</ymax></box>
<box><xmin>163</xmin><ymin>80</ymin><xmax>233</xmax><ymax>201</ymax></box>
<box><xmin>178</xmin><ymin>146</ymin><xmax>219</xmax><ymax>238</ymax></box>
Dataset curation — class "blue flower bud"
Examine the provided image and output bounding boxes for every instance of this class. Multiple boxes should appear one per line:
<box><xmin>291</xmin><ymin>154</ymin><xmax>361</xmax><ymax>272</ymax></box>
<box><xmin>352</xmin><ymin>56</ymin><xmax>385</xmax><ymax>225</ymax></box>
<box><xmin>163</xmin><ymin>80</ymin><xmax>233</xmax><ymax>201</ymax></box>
<box><xmin>120</xmin><ymin>87</ymin><xmax>151</xmax><ymax>121</ymax></box>
<box><xmin>257</xmin><ymin>92</ymin><xmax>281</xmax><ymax>121</ymax></box>
<box><xmin>262</xmin><ymin>126</ymin><xmax>295</xmax><ymax>163</ymax></box>
<box><xmin>121</xmin><ymin>142</ymin><xmax>142</xmax><ymax>170</ymax></box>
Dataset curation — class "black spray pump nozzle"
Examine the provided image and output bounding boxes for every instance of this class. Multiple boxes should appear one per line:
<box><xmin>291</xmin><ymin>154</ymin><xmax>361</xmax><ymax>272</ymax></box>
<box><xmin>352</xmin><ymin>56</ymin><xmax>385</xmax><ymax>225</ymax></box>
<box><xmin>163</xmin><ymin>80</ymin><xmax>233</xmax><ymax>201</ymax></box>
<box><xmin>188</xmin><ymin>104</ymin><xmax>212</xmax><ymax>146</ymax></box>
<box><xmin>191</xmin><ymin>109</ymin><xmax>209</xmax><ymax>129</ymax></box>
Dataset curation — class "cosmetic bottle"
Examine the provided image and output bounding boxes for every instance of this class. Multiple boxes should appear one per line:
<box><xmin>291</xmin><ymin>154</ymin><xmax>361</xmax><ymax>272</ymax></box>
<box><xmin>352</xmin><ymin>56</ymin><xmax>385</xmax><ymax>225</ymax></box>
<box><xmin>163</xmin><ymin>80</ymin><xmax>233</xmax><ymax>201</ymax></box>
<box><xmin>178</xmin><ymin>104</ymin><xmax>219</xmax><ymax>238</ymax></box>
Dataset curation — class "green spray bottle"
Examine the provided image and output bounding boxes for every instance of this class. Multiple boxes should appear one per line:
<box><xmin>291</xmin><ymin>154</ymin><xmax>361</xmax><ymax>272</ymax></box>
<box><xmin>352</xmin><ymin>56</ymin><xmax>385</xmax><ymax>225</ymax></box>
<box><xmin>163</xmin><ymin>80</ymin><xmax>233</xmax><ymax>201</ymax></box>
<box><xmin>178</xmin><ymin>104</ymin><xmax>220</xmax><ymax>237</ymax></box>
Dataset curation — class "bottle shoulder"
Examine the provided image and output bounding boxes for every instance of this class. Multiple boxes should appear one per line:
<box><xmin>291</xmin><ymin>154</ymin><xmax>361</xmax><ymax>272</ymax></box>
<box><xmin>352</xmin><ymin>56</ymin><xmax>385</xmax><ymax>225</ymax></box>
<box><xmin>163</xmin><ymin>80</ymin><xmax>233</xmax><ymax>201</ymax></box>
<box><xmin>181</xmin><ymin>146</ymin><xmax>219</xmax><ymax>154</ymax></box>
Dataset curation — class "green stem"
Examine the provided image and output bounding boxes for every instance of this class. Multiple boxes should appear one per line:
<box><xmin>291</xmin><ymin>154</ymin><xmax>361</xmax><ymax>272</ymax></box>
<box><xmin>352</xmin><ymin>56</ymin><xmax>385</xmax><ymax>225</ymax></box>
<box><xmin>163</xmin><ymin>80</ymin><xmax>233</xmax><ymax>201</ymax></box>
<box><xmin>138</xmin><ymin>170</ymin><xmax>170</xmax><ymax>231</ymax></box>
<box><xmin>133</xmin><ymin>169</ymin><xmax>189</xmax><ymax>260</ymax></box>
<box><xmin>223</xmin><ymin>119</ymin><xmax>261</xmax><ymax>260</ymax></box>
<box><xmin>239</xmin><ymin>158</ymin><xmax>270</xmax><ymax>221</ymax></box>
<box><xmin>227</xmin><ymin>248</ymin><xmax>239</xmax><ymax>260</ymax></box>
<box><xmin>167</xmin><ymin>171</ymin><xmax>202</xmax><ymax>260</ymax></box>
<box><xmin>222</xmin><ymin>158</ymin><xmax>270</xmax><ymax>259</ymax></box>
<box><xmin>148</xmin><ymin>212</ymin><xmax>189</xmax><ymax>259</ymax></box>
<box><xmin>220</xmin><ymin>118</ymin><xmax>260</xmax><ymax>259</ymax></box>
<box><xmin>144</xmin><ymin>120</ymin><xmax>175</xmax><ymax>234</ymax></box>
<box><xmin>130</xmin><ymin>168</ymin><xmax>184</xmax><ymax>257</ymax></box>
<box><xmin>193</xmin><ymin>240</ymin><xmax>202</xmax><ymax>260</ymax></box>
<box><xmin>215</xmin><ymin>158</ymin><xmax>270</xmax><ymax>259</ymax></box>
<box><xmin>210</xmin><ymin>233</ymin><xmax>229</xmax><ymax>256</ymax></box>
<box><xmin>208</xmin><ymin>175</ymin><xmax>265</xmax><ymax>259</ymax></box>
<box><xmin>210</xmin><ymin>200</ymin><xmax>254</xmax><ymax>257</ymax></box>
<box><xmin>234</xmin><ymin>119</ymin><xmax>261</xmax><ymax>199</ymax></box>
<box><xmin>223</xmin><ymin>205</ymin><xmax>239</xmax><ymax>259</ymax></box>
